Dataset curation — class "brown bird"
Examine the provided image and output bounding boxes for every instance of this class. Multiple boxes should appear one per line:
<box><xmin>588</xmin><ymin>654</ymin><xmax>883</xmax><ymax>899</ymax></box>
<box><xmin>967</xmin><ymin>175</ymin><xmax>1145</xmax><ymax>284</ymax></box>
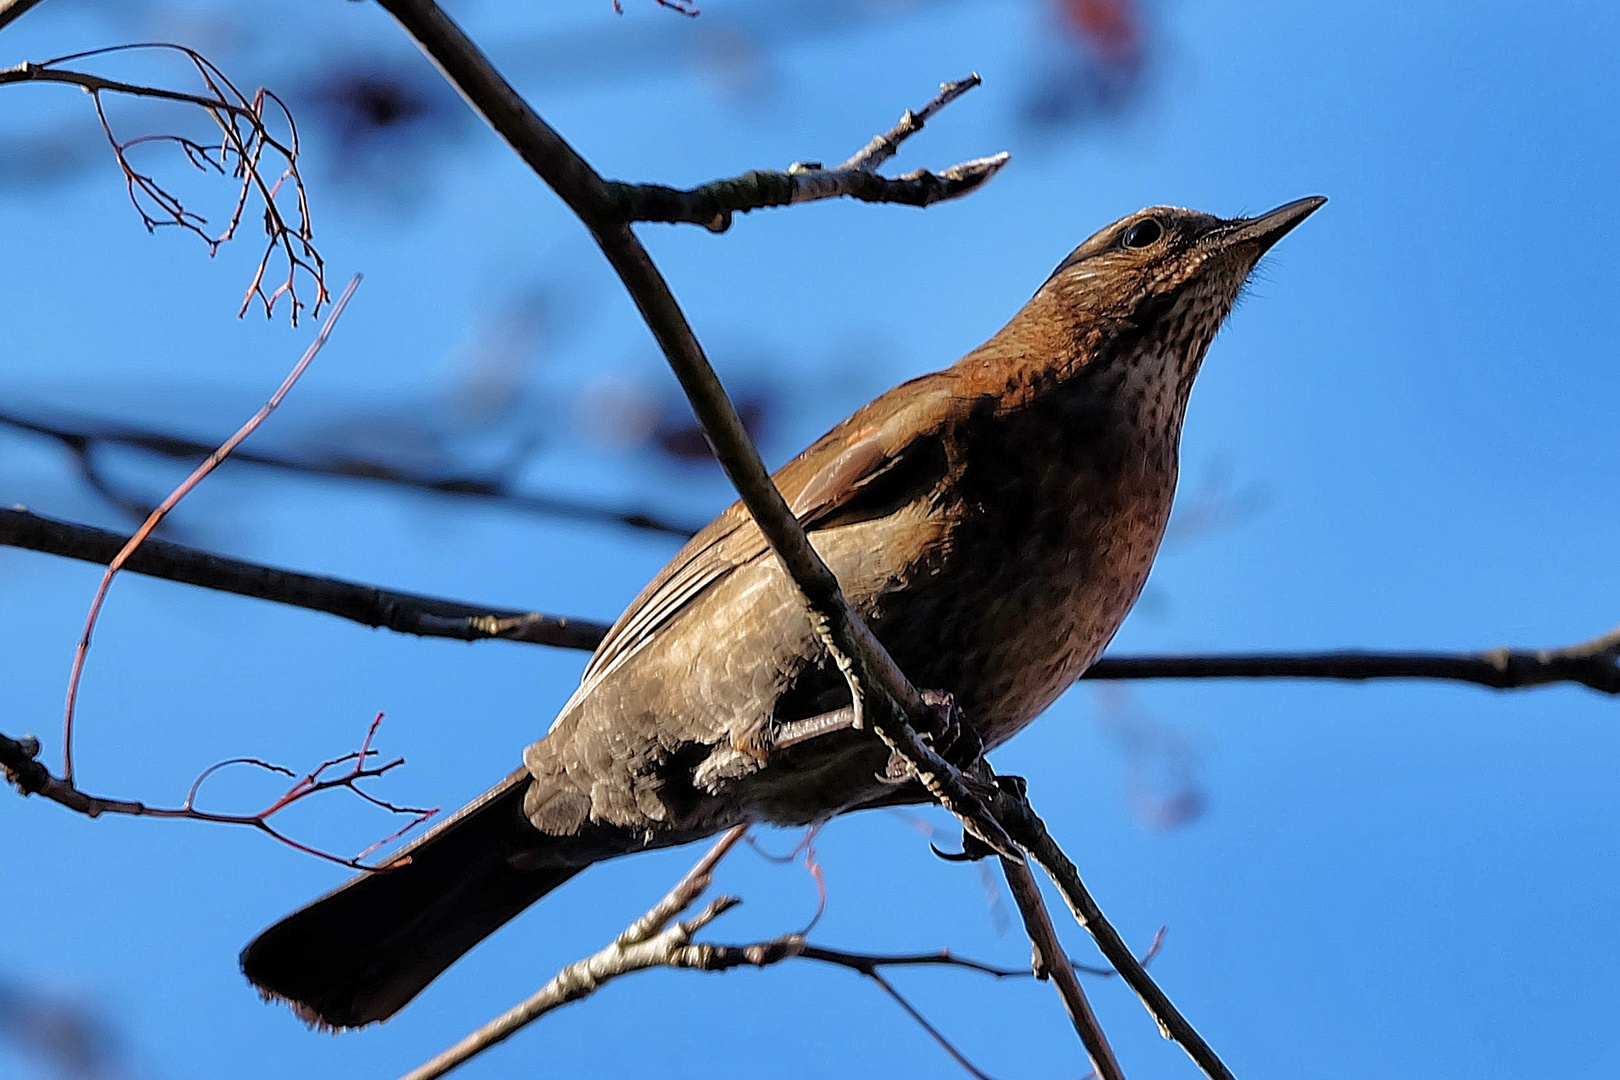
<box><xmin>242</xmin><ymin>196</ymin><xmax>1324</xmax><ymax>1028</ymax></box>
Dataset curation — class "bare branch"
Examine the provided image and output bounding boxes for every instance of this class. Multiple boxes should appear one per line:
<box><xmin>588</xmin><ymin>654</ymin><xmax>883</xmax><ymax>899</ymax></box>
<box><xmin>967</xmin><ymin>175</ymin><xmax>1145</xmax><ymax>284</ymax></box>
<box><xmin>60</xmin><ymin>277</ymin><xmax>359</xmax><ymax>781</ymax></box>
<box><xmin>992</xmin><ymin>784</ymin><xmax>1236</xmax><ymax>1080</ymax></box>
<box><xmin>2</xmin><ymin>714</ymin><xmax>435</xmax><ymax>870</ymax></box>
<box><xmin>1000</xmin><ymin>856</ymin><xmax>1126</xmax><ymax>1080</ymax></box>
<box><xmin>0</xmin><ymin>0</ymin><xmax>48</xmax><ymax>33</ymax></box>
<box><xmin>7</xmin><ymin>505</ymin><xmax>1613</xmax><ymax>698</ymax></box>
<box><xmin>840</xmin><ymin>73</ymin><xmax>989</xmax><ymax>172</ymax></box>
<box><xmin>398</xmin><ymin>827</ymin><xmax>749</xmax><ymax>1080</ymax></box>
<box><xmin>605</xmin><ymin>76</ymin><xmax>1006</xmax><ymax>233</ymax></box>
<box><xmin>1082</xmin><ymin>635</ymin><xmax>1620</xmax><ymax>694</ymax></box>
<box><xmin>0</xmin><ymin>45</ymin><xmax>327</xmax><ymax>323</ymax></box>
<box><xmin>375</xmin><ymin>0</ymin><xmax>1019</xmax><ymax>862</ymax></box>
<box><xmin>0</xmin><ymin>507</ymin><xmax>612</xmax><ymax>649</ymax></box>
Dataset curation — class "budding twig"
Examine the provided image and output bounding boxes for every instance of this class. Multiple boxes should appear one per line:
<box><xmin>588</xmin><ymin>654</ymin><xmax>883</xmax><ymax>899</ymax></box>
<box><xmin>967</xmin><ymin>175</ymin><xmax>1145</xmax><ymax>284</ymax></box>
<box><xmin>605</xmin><ymin>74</ymin><xmax>1007</xmax><ymax>232</ymax></box>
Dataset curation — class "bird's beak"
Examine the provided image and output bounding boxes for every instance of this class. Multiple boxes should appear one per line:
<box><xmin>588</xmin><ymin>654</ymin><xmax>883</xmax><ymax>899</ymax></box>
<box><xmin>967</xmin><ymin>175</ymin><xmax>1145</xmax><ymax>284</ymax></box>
<box><xmin>1219</xmin><ymin>196</ymin><xmax>1327</xmax><ymax>255</ymax></box>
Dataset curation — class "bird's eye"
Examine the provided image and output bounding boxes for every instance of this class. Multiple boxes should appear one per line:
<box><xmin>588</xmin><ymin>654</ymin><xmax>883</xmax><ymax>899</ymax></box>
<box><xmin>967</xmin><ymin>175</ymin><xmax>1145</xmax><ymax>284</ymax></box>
<box><xmin>1120</xmin><ymin>218</ymin><xmax>1163</xmax><ymax>249</ymax></box>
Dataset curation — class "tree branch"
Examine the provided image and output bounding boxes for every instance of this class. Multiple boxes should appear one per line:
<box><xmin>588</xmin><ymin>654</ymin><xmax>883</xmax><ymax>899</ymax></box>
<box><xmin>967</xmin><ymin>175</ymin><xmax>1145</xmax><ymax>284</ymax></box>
<box><xmin>0</xmin><ymin>46</ymin><xmax>326</xmax><ymax>323</ymax></box>
<box><xmin>397</xmin><ymin>827</ymin><xmax>749</xmax><ymax>1080</ymax></box>
<box><xmin>0</xmin><ymin>0</ymin><xmax>47</xmax><ymax>34</ymax></box>
<box><xmin>992</xmin><ymin>783</ymin><xmax>1236</xmax><ymax>1080</ymax></box>
<box><xmin>2</xmin><ymin>714</ymin><xmax>434</xmax><ymax>870</ymax></box>
<box><xmin>9</xmin><ymin>506</ymin><xmax>1616</xmax><ymax>695</ymax></box>
<box><xmin>1000</xmin><ymin>855</ymin><xmax>1126</xmax><ymax>1080</ymax></box>
<box><xmin>606</xmin><ymin>74</ymin><xmax>1007</xmax><ymax>232</ymax></box>
<box><xmin>0</xmin><ymin>508</ymin><xmax>611</xmax><ymax>650</ymax></box>
<box><xmin>1082</xmin><ymin>636</ymin><xmax>1620</xmax><ymax>694</ymax></box>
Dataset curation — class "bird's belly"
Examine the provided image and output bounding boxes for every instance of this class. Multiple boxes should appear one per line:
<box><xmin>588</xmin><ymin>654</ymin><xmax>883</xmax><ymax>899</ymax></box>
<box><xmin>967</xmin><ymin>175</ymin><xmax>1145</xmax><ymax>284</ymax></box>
<box><xmin>867</xmin><ymin>480</ymin><xmax>1174</xmax><ymax>748</ymax></box>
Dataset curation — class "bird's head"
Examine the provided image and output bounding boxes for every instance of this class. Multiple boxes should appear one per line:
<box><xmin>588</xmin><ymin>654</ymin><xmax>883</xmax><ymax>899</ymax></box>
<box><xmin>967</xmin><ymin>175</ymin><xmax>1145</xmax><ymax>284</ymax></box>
<box><xmin>1040</xmin><ymin>196</ymin><xmax>1325</xmax><ymax>350</ymax></box>
<box><xmin>980</xmin><ymin>197</ymin><xmax>1325</xmax><ymax>422</ymax></box>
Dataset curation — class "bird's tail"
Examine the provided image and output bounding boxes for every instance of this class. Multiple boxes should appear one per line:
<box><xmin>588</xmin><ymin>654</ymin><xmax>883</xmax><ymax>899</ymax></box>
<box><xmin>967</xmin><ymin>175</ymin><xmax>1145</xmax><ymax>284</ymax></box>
<box><xmin>240</xmin><ymin>767</ymin><xmax>582</xmax><ymax>1029</ymax></box>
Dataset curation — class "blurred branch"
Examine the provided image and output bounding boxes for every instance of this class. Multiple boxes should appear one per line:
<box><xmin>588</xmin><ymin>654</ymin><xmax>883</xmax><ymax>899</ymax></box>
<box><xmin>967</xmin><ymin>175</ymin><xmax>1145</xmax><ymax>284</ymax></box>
<box><xmin>0</xmin><ymin>45</ymin><xmax>326</xmax><ymax>323</ymax></box>
<box><xmin>7</xmin><ymin>507</ymin><xmax>1616</xmax><ymax>694</ymax></box>
<box><xmin>0</xmin><ymin>0</ymin><xmax>47</xmax><ymax>34</ymax></box>
<box><xmin>607</xmin><ymin>74</ymin><xmax>1008</xmax><ymax>233</ymax></box>
<box><xmin>0</xmin><ymin>409</ymin><xmax>701</xmax><ymax>538</ymax></box>
<box><xmin>0</xmin><ymin>508</ymin><xmax>611</xmax><ymax>649</ymax></box>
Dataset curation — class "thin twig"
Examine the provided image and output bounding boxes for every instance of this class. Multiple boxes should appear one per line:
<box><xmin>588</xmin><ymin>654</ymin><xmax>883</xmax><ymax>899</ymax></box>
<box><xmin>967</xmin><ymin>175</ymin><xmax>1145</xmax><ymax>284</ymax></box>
<box><xmin>840</xmin><ymin>73</ymin><xmax>986</xmax><ymax>172</ymax></box>
<box><xmin>1000</xmin><ymin>856</ymin><xmax>1126</xmax><ymax>1080</ymax></box>
<box><xmin>605</xmin><ymin>73</ymin><xmax>1005</xmax><ymax>232</ymax></box>
<box><xmin>0</xmin><ymin>46</ymin><xmax>327</xmax><ymax>323</ymax></box>
<box><xmin>59</xmin><ymin>276</ymin><xmax>360</xmax><ymax>782</ymax></box>
<box><xmin>1</xmin><ymin>713</ymin><xmax>435</xmax><ymax>870</ymax></box>
<box><xmin>398</xmin><ymin>827</ymin><xmax>748</xmax><ymax>1080</ymax></box>
<box><xmin>993</xmin><ymin>786</ymin><xmax>1236</xmax><ymax>1080</ymax></box>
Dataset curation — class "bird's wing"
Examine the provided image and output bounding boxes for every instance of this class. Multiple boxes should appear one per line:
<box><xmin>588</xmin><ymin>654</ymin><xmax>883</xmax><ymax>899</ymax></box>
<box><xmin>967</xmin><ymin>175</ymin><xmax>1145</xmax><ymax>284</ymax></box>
<box><xmin>576</xmin><ymin>370</ymin><xmax>962</xmax><ymax>693</ymax></box>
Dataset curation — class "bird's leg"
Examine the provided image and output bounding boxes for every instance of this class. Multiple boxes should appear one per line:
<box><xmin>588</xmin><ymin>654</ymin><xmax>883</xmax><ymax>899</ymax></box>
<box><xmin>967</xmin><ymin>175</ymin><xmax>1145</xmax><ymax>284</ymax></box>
<box><xmin>768</xmin><ymin>691</ymin><xmax>981</xmax><ymax>770</ymax></box>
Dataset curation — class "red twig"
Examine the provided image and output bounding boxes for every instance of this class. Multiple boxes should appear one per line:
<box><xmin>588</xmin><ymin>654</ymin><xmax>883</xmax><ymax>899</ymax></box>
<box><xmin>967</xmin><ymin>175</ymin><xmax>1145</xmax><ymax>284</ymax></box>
<box><xmin>3</xmin><ymin>713</ymin><xmax>436</xmax><ymax>870</ymax></box>
<box><xmin>61</xmin><ymin>275</ymin><xmax>360</xmax><ymax>783</ymax></box>
<box><xmin>3</xmin><ymin>43</ymin><xmax>329</xmax><ymax>323</ymax></box>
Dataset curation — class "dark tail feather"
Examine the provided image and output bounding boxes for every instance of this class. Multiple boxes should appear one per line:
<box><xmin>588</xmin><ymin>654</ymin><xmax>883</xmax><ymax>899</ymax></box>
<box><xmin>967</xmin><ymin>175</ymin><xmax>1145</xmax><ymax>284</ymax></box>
<box><xmin>241</xmin><ymin>768</ymin><xmax>583</xmax><ymax>1029</ymax></box>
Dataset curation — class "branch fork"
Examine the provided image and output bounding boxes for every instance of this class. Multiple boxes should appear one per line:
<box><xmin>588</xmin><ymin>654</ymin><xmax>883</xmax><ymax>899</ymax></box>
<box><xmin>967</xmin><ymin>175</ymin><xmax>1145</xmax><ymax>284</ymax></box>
<box><xmin>606</xmin><ymin>74</ymin><xmax>1008</xmax><ymax>232</ymax></box>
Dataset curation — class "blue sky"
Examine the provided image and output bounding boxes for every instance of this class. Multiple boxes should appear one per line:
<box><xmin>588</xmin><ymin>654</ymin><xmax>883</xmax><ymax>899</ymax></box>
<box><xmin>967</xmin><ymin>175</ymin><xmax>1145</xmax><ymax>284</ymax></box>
<box><xmin>2</xmin><ymin>1</ymin><xmax>1618</xmax><ymax>1078</ymax></box>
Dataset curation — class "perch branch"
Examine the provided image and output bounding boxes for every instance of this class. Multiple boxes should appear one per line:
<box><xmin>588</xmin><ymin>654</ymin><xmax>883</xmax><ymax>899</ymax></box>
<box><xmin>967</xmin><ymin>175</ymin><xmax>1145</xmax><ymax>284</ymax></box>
<box><xmin>375</xmin><ymin>0</ymin><xmax>1018</xmax><ymax>862</ymax></box>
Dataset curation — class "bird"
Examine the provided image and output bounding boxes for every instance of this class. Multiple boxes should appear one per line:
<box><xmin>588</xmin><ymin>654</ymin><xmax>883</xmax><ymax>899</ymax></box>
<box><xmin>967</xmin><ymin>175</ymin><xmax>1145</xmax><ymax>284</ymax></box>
<box><xmin>241</xmin><ymin>195</ymin><xmax>1325</xmax><ymax>1029</ymax></box>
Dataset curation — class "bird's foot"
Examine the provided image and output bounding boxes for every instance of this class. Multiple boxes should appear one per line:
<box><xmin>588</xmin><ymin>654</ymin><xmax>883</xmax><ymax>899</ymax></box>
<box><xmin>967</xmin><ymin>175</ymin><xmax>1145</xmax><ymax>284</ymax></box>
<box><xmin>882</xmin><ymin>689</ymin><xmax>984</xmax><ymax>782</ymax></box>
<box><xmin>931</xmin><ymin>774</ymin><xmax>1029</xmax><ymax>862</ymax></box>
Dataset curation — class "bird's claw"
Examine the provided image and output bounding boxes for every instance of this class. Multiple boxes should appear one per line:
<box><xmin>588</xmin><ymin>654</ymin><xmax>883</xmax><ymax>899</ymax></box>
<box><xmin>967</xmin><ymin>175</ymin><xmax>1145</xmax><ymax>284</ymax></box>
<box><xmin>930</xmin><ymin>832</ymin><xmax>999</xmax><ymax>863</ymax></box>
<box><xmin>882</xmin><ymin>690</ymin><xmax>984</xmax><ymax>782</ymax></box>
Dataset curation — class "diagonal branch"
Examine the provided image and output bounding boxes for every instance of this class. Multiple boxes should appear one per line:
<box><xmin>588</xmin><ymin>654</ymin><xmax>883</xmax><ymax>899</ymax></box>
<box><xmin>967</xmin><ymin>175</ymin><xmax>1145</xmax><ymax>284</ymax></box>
<box><xmin>1000</xmin><ymin>855</ymin><xmax>1126</xmax><ymax>1080</ymax></box>
<box><xmin>992</xmin><ymin>783</ymin><xmax>1235</xmax><ymax>1080</ymax></box>
<box><xmin>397</xmin><ymin>827</ymin><xmax>750</xmax><ymax>1080</ymax></box>
<box><xmin>374</xmin><ymin>0</ymin><xmax>1019</xmax><ymax>863</ymax></box>
<box><xmin>0</xmin><ymin>0</ymin><xmax>47</xmax><ymax>33</ymax></box>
